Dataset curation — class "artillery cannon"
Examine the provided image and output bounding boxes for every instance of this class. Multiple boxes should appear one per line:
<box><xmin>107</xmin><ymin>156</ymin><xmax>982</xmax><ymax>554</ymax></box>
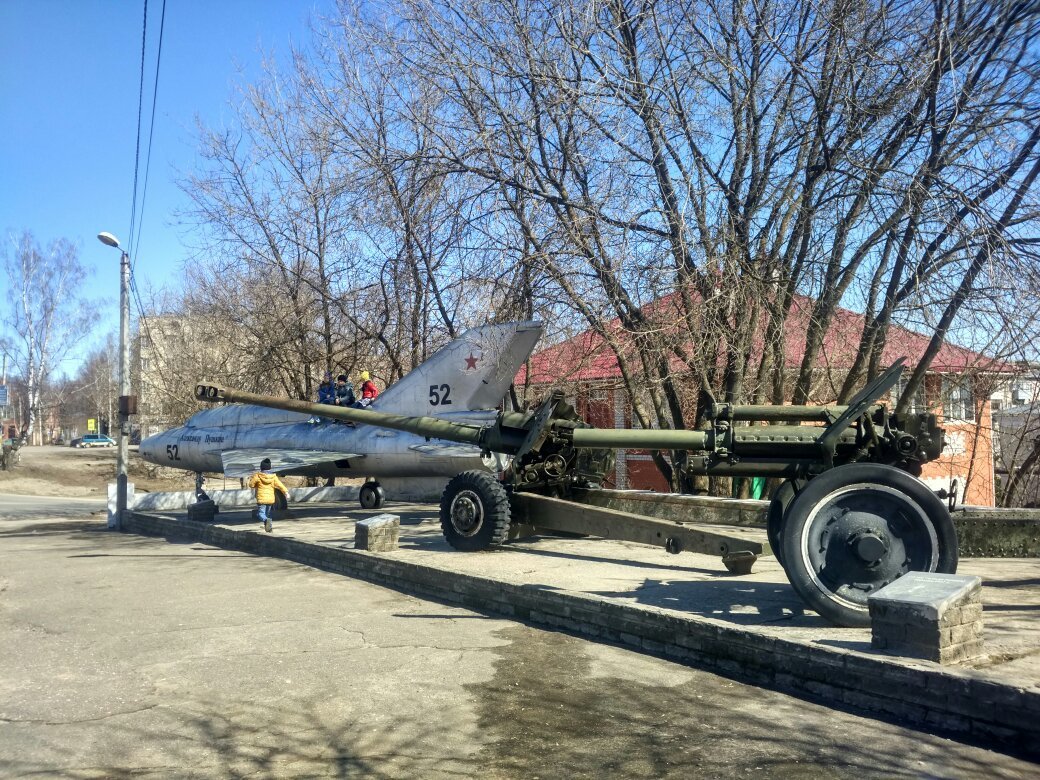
<box><xmin>195</xmin><ymin>360</ymin><xmax>957</xmax><ymax>627</ymax></box>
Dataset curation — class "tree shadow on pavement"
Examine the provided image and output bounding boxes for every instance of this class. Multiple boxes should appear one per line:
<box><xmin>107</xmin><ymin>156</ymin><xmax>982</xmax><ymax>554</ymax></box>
<box><xmin>0</xmin><ymin>692</ymin><xmax>476</xmax><ymax>779</ymax></box>
<box><xmin>464</xmin><ymin>624</ymin><xmax>1030</xmax><ymax>779</ymax></box>
<box><xmin>3</xmin><ymin>625</ymin><xmax>1027</xmax><ymax>780</ymax></box>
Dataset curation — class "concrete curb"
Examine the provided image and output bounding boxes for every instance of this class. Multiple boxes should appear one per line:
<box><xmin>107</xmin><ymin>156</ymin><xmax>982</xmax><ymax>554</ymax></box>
<box><xmin>129</xmin><ymin>476</ymin><xmax>450</xmax><ymax>511</ymax></box>
<box><xmin>130</xmin><ymin>485</ymin><xmax>361</xmax><ymax>511</ymax></box>
<box><xmin>123</xmin><ymin>510</ymin><xmax>1040</xmax><ymax>757</ymax></box>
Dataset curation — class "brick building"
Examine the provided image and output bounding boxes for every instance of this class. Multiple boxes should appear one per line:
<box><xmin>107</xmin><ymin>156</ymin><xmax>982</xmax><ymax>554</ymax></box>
<box><xmin>518</xmin><ymin>295</ymin><xmax>1006</xmax><ymax>506</ymax></box>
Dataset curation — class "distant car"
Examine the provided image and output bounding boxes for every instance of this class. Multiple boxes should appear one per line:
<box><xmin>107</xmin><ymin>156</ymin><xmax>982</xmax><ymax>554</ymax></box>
<box><xmin>76</xmin><ymin>434</ymin><xmax>116</xmax><ymax>448</ymax></box>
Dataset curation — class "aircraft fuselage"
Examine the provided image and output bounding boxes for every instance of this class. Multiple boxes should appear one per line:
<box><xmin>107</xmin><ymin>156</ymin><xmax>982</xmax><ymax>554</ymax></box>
<box><xmin>138</xmin><ymin>320</ymin><xmax>542</xmax><ymax>484</ymax></box>
<box><xmin>140</xmin><ymin>408</ymin><xmax>501</xmax><ymax>479</ymax></box>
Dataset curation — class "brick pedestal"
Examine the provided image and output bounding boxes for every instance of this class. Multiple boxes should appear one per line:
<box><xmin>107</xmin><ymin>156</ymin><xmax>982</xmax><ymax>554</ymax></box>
<box><xmin>355</xmin><ymin>514</ymin><xmax>400</xmax><ymax>552</ymax></box>
<box><xmin>868</xmin><ymin>572</ymin><xmax>984</xmax><ymax>665</ymax></box>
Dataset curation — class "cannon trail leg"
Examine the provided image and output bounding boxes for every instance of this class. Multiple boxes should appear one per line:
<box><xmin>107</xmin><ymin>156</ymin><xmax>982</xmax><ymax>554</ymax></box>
<box><xmin>509</xmin><ymin>492</ymin><xmax>767</xmax><ymax>570</ymax></box>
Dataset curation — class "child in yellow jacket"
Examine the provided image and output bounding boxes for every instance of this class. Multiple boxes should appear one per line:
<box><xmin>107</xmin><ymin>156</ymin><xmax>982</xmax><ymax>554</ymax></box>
<box><xmin>248</xmin><ymin>458</ymin><xmax>288</xmax><ymax>533</ymax></box>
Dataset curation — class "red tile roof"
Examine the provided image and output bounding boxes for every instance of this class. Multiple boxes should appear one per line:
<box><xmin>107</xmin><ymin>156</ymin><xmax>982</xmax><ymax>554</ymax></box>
<box><xmin>517</xmin><ymin>292</ymin><xmax>1006</xmax><ymax>386</ymax></box>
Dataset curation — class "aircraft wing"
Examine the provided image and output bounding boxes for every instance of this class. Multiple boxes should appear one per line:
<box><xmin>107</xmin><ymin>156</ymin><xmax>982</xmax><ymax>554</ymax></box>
<box><xmin>221</xmin><ymin>448</ymin><xmax>362</xmax><ymax>478</ymax></box>
<box><xmin>408</xmin><ymin>443</ymin><xmax>483</xmax><ymax>458</ymax></box>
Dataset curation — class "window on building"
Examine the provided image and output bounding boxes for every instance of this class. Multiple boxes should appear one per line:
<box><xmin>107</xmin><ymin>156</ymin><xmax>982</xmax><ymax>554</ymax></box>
<box><xmin>580</xmin><ymin>388</ymin><xmax>614</xmax><ymax>429</ymax></box>
<box><xmin>942</xmin><ymin>377</ymin><xmax>976</xmax><ymax>422</ymax></box>
<box><xmin>891</xmin><ymin>376</ymin><xmax>927</xmax><ymax>413</ymax></box>
<box><xmin>141</xmin><ymin>358</ymin><xmax>150</xmax><ymax>371</ymax></box>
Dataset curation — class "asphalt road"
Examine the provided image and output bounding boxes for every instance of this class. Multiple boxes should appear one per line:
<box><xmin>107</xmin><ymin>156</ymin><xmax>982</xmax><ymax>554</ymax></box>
<box><xmin>0</xmin><ymin>493</ymin><xmax>106</xmax><ymax>520</ymax></box>
<box><xmin>0</xmin><ymin>501</ymin><xmax>1035</xmax><ymax>778</ymax></box>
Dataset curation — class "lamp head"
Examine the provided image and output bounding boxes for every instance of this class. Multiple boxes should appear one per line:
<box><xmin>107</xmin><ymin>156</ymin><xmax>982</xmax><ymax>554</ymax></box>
<box><xmin>97</xmin><ymin>232</ymin><xmax>121</xmax><ymax>249</ymax></box>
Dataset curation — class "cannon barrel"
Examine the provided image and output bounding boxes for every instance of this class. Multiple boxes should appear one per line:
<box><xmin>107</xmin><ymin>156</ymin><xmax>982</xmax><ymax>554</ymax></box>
<box><xmin>197</xmin><ymin>382</ymin><xmax>882</xmax><ymax>465</ymax></box>
<box><xmin>194</xmin><ymin>383</ymin><xmax>535</xmax><ymax>453</ymax></box>
<box><xmin>197</xmin><ymin>359</ymin><xmax>939</xmax><ymax>474</ymax></box>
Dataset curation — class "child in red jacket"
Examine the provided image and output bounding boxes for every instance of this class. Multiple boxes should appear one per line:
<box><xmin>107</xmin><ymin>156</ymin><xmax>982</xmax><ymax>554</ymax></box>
<box><xmin>359</xmin><ymin>370</ymin><xmax>379</xmax><ymax>406</ymax></box>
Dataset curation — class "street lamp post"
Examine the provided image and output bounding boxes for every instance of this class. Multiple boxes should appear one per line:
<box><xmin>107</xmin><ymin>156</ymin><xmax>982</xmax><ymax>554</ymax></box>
<box><xmin>98</xmin><ymin>231</ymin><xmax>131</xmax><ymax>529</ymax></box>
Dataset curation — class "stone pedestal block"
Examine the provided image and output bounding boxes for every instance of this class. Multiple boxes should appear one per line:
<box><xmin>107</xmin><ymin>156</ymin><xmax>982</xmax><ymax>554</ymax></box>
<box><xmin>187</xmin><ymin>499</ymin><xmax>218</xmax><ymax>523</ymax></box>
<box><xmin>356</xmin><ymin>514</ymin><xmax>400</xmax><ymax>552</ymax></box>
<box><xmin>868</xmin><ymin>572</ymin><xmax>984</xmax><ymax>665</ymax></box>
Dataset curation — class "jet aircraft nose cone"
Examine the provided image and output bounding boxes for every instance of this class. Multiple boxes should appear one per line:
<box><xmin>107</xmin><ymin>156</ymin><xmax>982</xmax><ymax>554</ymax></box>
<box><xmin>139</xmin><ymin>431</ymin><xmax>165</xmax><ymax>465</ymax></box>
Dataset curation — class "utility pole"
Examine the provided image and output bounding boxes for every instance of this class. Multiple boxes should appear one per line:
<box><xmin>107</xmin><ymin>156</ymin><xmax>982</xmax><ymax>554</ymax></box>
<box><xmin>117</xmin><ymin>247</ymin><xmax>130</xmax><ymax>526</ymax></box>
<box><xmin>98</xmin><ymin>232</ymin><xmax>135</xmax><ymax>530</ymax></box>
<box><xmin>1</xmin><ymin>355</ymin><xmax>7</xmax><ymax>437</ymax></box>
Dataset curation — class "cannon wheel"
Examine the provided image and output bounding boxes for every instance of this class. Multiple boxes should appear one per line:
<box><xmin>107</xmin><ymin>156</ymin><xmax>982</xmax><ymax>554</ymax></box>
<box><xmin>780</xmin><ymin>463</ymin><xmax>958</xmax><ymax>628</ymax></box>
<box><xmin>359</xmin><ymin>482</ymin><xmax>385</xmax><ymax>509</ymax></box>
<box><xmin>440</xmin><ymin>470</ymin><xmax>511</xmax><ymax>551</ymax></box>
<box><xmin>767</xmin><ymin>478</ymin><xmax>806</xmax><ymax>570</ymax></box>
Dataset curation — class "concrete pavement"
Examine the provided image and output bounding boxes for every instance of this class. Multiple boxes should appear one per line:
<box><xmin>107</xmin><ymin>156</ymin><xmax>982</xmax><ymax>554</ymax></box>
<box><xmin>115</xmin><ymin>499</ymin><xmax>1040</xmax><ymax>757</ymax></box>
<box><xmin>1</xmin><ymin>506</ymin><xmax>1038</xmax><ymax>777</ymax></box>
<box><xmin>158</xmin><ymin>500</ymin><xmax>1040</xmax><ymax>675</ymax></box>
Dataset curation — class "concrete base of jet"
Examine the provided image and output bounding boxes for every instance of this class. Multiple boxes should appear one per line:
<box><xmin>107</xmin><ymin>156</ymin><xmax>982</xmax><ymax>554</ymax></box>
<box><xmin>126</xmin><ymin>477</ymin><xmax>450</xmax><ymax>512</ymax></box>
<box><xmin>122</xmin><ymin>500</ymin><xmax>1040</xmax><ymax>758</ymax></box>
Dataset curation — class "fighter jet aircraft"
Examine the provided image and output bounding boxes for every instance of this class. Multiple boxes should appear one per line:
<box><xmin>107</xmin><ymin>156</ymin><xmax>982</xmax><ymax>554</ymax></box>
<box><xmin>139</xmin><ymin>321</ymin><xmax>544</xmax><ymax>507</ymax></box>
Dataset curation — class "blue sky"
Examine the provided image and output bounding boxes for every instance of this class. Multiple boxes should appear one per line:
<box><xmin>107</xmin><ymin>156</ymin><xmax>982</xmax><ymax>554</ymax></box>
<box><xmin>0</xmin><ymin>0</ymin><xmax>334</xmax><ymax>370</ymax></box>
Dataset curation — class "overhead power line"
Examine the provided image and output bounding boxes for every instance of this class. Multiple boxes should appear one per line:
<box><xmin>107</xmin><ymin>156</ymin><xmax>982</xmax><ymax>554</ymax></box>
<box><xmin>132</xmin><ymin>0</ymin><xmax>167</xmax><ymax>266</ymax></box>
<box><xmin>128</xmin><ymin>0</ymin><xmax>167</xmax><ymax>274</ymax></box>
<box><xmin>127</xmin><ymin>0</ymin><xmax>149</xmax><ymax>258</ymax></box>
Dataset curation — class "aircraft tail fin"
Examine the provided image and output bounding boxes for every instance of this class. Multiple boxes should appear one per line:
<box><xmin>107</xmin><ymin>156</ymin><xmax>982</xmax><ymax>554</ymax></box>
<box><xmin>372</xmin><ymin>321</ymin><xmax>543</xmax><ymax>415</ymax></box>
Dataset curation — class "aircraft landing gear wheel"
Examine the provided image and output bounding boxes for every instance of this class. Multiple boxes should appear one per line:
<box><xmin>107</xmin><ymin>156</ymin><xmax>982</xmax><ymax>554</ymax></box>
<box><xmin>359</xmin><ymin>482</ymin><xmax>384</xmax><ymax>509</ymax></box>
<box><xmin>439</xmin><ymin>470</ymin><xmax>511</xmax><ymax>551</ymax></box>
<box><xmin>780</xmin><ymin>463</ymin><xmax>958</xmax><ymax>628</ymax></box>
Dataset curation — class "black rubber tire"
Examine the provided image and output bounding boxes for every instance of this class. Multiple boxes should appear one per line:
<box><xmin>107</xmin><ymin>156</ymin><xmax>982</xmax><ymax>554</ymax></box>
<box><xmin>439</xmin><ymin>470</ymin><xmax>511</xmax><ymax>551</ymax></box>
<box><xmin>766</xmin><ymin>479</ymin><xmax>805</xmax><ymax>570</ymax></box>
<box><xmin>359</xmin><ymin>482</ymin><xmax>384</xmax><ymax>509</ymax></box>
<box><xmin>780</xmin><ymin>463</ymin><xmax>958</xmax><ymax>628</ymax></box>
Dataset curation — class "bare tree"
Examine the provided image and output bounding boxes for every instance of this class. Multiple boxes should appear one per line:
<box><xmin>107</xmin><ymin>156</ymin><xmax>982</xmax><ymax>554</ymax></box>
<box><xmin>305</xmin><ymin>14</ymin><xmax>555</xmax><ymax>379</ymax></box>
<box><xmin>353</xmin><ymin>0</ymin><xmax>1040</xmax><ymax>490</ymax></box>
<box><xmin>76</xmin><ymin>337</ymin><xmax>119</xmax><ymax>435</ymax></box>
<box><xmin>180</xmin><ymin>58</ymin><xmax>357</xmax><ymax>400</ymax></box>
<box><xmin>169</xmin><ymin>0</ymin><xmax>1040</xmax><ymax>495</ymax></box>
<box><xmin>0</xmin><ymin>232</ymin><xmax>93</xmax><ymax>445</ymax></box>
